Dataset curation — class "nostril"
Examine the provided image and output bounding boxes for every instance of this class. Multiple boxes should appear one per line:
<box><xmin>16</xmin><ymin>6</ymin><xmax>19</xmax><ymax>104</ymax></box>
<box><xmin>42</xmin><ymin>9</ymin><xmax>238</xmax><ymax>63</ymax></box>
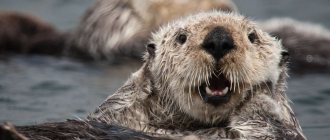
<box><xmin>221</xmin><ymin>40</ymin><xmax>234</xmax><ymax>51</ymax></box>
<box><xmin>205</xmin><ymin>42</ymin><xmax>216</xmax><ymax>52</ymax></box>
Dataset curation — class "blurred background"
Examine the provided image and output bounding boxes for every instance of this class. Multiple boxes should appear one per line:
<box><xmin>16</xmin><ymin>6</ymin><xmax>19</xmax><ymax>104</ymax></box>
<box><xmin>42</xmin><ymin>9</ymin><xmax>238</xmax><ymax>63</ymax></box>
<box><xmin>0</xmin><ymin>0</ymin><xmax>329</xmax><ymax>139</ymax></box>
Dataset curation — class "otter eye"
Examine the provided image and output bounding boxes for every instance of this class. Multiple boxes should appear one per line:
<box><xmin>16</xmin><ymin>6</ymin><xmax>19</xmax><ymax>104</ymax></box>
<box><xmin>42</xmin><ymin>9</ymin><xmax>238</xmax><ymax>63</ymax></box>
<box><xmin>176</xmin><ymin>34</ymin><xmax>187</xmax><ymax>44</ymax></box>
<box><xmin>248</xmin><ymin>32</ymin><xmax>258</xmax><ymax>43</ymax></box>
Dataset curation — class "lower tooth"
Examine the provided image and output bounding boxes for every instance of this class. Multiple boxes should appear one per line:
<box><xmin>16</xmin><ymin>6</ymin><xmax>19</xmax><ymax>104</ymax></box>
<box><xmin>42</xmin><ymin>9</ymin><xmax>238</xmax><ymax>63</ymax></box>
<box><xmin>223</xmin><ymin>87</ymin><xmax>229</xmax><ymax>94</ymax></box>
<box><xmin>205</xmin><ymin>87</ymin><xmax>212</xmax><ymax>95</ymax></box>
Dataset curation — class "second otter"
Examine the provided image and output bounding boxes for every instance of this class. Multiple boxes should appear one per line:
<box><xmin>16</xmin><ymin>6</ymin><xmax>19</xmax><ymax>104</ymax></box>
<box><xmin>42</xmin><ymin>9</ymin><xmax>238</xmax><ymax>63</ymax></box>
<box><xmin>70</xmin><ymin>0</ymin><xmax>237</xmax><ymax>60</ymax></box>
<box><xmin>88</xmin><ymin>11</ymin><xmax>306</xmax><ymax>139</ymax></box>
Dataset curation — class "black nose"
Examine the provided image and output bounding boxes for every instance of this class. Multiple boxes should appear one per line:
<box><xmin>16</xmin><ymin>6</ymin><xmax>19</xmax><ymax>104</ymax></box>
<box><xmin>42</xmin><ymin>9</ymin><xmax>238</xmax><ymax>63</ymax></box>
<box><xmin>202</xmin><ymin>26</ymin><xmax>235</xmax><ymax>61</ymax></box>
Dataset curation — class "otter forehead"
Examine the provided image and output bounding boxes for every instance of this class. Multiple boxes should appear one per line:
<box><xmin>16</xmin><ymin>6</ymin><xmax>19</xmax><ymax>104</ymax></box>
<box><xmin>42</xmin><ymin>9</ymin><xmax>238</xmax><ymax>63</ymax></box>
<box><xmin>176</xmin><ymin>12</ymin><xmax>247</xmax><ymax>29</ymax></box>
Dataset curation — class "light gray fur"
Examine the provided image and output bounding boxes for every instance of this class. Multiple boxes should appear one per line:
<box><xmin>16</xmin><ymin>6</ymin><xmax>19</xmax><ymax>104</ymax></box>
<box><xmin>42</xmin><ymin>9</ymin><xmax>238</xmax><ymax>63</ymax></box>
<box><xmin>88</xmin><ymin>11</ymin><xmax>306</xmax><ymax>139</ymax></box>
<box><xmin>69</xmin><ymin>0</ymin><xmax>147</xmax><ymax>60</ymax></box>
<box><xmin>68</xmin><ymin>0</ymin><xmax>237</xmax><ymax>61</ymax></box>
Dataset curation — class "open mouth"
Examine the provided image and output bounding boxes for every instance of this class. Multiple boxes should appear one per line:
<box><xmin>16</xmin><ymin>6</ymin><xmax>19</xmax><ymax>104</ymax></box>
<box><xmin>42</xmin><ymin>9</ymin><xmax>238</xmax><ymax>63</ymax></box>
<box><xmin>198</xmin><ymin>73</ymin><xmax>231</xmax><ymax>106</ymax></box>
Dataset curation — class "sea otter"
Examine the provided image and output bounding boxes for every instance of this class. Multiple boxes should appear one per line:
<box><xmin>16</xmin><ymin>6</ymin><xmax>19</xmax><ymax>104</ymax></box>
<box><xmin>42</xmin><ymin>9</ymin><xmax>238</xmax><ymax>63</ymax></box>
<box><xmin>87</xmin><ymin>11</ymin><xmax>306</xmax><ymax>139</ymax></box>
<box><xmin>0</xmin><ymin>12</ymin><xmax>66</xmax><ymax>56</ymax></box>
<box><xmin>261</xmin><ymin>18</ymin><xmax>330</xmax><ymax>74</ymax></box>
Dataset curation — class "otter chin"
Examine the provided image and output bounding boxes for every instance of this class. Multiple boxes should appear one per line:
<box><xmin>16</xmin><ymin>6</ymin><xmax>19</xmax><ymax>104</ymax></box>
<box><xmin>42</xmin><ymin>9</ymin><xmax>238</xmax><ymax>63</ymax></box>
<box><xmin>88</xmin><ymin>11</ymin><xmax>306</xmax><ymax>139</ymax></box>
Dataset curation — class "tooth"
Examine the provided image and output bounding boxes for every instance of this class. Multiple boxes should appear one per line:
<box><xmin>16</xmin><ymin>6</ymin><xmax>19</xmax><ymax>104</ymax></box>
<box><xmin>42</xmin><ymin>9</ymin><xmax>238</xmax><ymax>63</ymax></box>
<box><xmin>206</xmin><ymin>87</ymin><xmax>212</xmax><ymax>95</ymax></box>
<box><xmin>222</xmin><ymin>87</ymin><xmax>228</xmax><ymax>94</ymax></box>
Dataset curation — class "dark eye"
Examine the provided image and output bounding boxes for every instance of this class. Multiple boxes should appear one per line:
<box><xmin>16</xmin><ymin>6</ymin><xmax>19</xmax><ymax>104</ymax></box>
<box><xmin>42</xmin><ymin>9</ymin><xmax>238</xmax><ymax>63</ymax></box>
<box><xmin>176</xmin><ymin>34</ymin><xmax>187</xmax><ymax>44</ymax></box>
<box><xmin>248</xmin><ymin>32</ymin><xmax>258</xmax><ymax>43</ymax></box>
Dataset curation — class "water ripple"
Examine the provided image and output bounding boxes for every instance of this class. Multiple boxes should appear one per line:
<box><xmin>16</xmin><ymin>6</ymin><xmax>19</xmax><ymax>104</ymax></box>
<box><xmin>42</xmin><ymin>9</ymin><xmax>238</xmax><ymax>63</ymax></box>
<box><xmin>0</xmin><ymin>97</ymin><xmax>16</xmax><ymax>104</ymax></box>
<box><xmin>30</xmin><ymin>81</ymin><xmax>72</xmax><ymax>92</ymax></box>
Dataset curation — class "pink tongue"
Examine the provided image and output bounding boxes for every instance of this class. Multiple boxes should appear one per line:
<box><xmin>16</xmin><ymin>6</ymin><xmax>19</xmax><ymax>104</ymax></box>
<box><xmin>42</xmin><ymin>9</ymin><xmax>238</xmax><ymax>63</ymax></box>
<box><xmin>208</xmin><ymin>74</ymin><xmax>228</xmax><ymax>92</ymax></box>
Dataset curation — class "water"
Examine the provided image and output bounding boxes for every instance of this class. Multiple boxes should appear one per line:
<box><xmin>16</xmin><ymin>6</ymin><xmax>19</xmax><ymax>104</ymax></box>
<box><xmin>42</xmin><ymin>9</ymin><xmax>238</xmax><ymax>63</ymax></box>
<box><xmin>235</xmin><ymin>0</ymin><xmax>330</xmax><ymax>28</ymax></box>
<box><xmin>0</xmin><ymin>55</ymin><xmax>141</xmax><ymax>124</ymax></box>
<box><xmin>288</xmin><ymin>74</ymin><xmax>330</xmax><ymax>139</ymax></box>
<box><xmin>0</xmin><ymin>0</ymin><xmax>93</xmax><ymax>31</ymax></box>
<box><xmin>0</xmin><ymin>0</ymin><xmax>329</xmax><ymax>139</ymax></box>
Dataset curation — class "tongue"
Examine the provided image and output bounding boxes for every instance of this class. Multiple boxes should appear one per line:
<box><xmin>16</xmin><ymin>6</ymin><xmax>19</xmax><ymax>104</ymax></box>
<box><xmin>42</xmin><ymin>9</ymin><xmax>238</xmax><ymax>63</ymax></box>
<box><xmin>206</xmin><ymin>86</ymin><xmax>228</xmax><ymax>96</ymax></box>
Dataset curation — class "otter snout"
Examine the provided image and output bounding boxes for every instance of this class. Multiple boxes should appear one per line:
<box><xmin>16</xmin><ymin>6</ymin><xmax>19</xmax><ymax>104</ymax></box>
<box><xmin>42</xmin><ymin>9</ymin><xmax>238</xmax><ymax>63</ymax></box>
<box><xmin>202</xmin><ymin>26</ymin><xmax>234</xmax><ymax>61</ymax></box>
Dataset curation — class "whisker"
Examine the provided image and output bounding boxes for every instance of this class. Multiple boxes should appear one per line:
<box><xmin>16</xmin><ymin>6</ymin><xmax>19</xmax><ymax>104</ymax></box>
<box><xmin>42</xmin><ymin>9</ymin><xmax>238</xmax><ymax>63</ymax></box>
<box><xmin>263</xmin><ymin>81</ymin><xmax>273</xmax><ymax>96</ymax></box>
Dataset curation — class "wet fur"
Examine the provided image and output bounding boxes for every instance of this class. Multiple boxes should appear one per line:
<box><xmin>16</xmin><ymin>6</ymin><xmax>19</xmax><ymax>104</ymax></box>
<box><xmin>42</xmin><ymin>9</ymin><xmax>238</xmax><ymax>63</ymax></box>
<box><xmin>0</xmin><ymin>120</ymin><xmax>172</xmax><ymax>140</ymax></box>
<box><xmin>0</xmin><ymin>12</ymin><xmax>66</xmax><ymax>56</ymax></box>
<box><xmin>261</xmin><ymin>18</ymin><xmax>330</xmax><ymax>74</ymax></box>
<box><xmin>88</xmin><ymin>11</ymin><xmax>306</xmax><ymax>139</ymax></box>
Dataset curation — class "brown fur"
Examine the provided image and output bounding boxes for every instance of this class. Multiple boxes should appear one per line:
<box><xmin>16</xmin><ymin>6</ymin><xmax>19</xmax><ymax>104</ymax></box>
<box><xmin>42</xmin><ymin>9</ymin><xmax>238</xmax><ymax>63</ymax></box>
<box><xmin>0</xmin><ymin>120</ymin><xmax>173</xmax><ymax>140</ymax></box>
<box><xmin>0</xmin><ymin>12</ymin><xmax>66</xmax><ymax>56</ymax></box>
<box><xmin>261</xmin><ymin>18</ymin><xmax>330</xmax><ymax>74</ymax></box>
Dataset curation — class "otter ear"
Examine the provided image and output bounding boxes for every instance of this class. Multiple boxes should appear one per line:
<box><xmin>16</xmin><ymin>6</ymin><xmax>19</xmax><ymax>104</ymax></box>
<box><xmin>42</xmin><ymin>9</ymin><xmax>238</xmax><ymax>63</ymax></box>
<box><xmin>146</xmin><ymin>43</ymin><xmax>156</xmax><ymax>57</ymax></box>
<box><xmin>279</xmin><ymin>51</ymin><xmax>289</xmax><ymax>66</ymax></box>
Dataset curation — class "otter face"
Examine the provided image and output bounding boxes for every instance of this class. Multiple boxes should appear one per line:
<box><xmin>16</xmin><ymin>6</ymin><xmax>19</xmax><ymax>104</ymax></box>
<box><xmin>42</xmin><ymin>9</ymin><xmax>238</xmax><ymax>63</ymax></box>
<box><xmin>148</xmin><ymin>11</ymin><xmax>285</xmax><ymax>123</ymax></box>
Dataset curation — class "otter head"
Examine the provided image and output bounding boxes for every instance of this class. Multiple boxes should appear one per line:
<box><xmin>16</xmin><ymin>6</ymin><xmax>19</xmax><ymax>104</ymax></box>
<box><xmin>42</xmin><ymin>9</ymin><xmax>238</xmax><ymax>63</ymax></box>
<box><xmin>145</xmin><ymin>11</ymin><xmax>287</xmax><ymax>124</ymax></box>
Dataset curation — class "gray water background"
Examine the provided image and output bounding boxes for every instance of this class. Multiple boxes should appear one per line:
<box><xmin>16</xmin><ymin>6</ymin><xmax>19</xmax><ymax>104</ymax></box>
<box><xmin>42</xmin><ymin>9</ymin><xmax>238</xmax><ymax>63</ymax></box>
<box><xmin>0</xmin><ymin>0</ymin><xmax>330</xmax><ymax>139</ymax></box>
